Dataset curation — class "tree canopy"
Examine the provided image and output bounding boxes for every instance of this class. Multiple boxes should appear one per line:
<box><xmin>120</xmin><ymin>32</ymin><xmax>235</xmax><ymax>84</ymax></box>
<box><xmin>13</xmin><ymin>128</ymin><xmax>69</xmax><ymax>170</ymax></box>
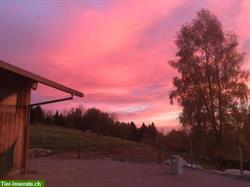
<box><xmin>169</xmin><ymin>9</ymin><xmax>249</xmax><ymax>145</ymax></box>
<box><xmin>30</xmin><ymin>106</ymin><xmax>159</xmax><ymax>145</ymax></box>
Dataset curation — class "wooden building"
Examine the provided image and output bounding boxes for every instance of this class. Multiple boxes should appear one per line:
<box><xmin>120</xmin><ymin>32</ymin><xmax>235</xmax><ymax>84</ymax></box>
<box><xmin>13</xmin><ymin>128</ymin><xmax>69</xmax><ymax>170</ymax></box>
<box><xmin>0</xmin><ymin>60</ymin><xmax>83</xmax><ymax>176</ymax></box>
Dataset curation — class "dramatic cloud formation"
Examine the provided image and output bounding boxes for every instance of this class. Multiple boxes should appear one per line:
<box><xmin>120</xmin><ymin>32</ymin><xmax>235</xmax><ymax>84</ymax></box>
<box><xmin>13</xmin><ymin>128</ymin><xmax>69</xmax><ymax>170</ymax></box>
<box><xmin>0</xmin><ymin>0</ymin><xmax>249</xmax><ymax>131</ymax></box>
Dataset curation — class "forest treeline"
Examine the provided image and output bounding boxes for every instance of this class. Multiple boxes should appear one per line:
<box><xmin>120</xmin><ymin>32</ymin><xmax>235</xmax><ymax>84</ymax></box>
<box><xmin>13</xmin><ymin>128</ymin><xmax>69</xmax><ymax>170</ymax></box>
<box><xmin>30</xmin><ymin>106</ymin><xmax>159</xmax><ymax>145</ymax></box>
<box><xmin>31</xmin><ymin>104</ymin><xmax>250</xmax><ymax>152</ymax></box>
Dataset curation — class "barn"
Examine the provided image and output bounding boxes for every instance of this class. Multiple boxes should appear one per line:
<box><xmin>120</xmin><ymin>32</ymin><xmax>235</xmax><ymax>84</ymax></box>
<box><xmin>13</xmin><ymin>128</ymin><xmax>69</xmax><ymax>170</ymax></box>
<box><xmin>0</xmin><ymin>60</ymin><xmax>83</xmax><ymax>176</ymax></box>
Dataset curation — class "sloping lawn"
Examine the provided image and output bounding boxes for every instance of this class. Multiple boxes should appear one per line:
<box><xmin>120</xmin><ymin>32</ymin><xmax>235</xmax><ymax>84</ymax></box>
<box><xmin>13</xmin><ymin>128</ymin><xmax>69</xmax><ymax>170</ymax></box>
<box><xmin>29</xmin><ymin>124</ymin><xmax>169</xmax><ymax>162</ymax></box>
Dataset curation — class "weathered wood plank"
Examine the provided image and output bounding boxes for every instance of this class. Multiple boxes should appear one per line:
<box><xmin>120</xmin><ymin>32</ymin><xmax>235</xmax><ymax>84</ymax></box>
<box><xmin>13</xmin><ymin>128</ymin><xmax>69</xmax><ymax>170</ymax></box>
<box><xmin>0</xmin><ymin>86</ymin><xmax>31</xmax><ymax>172</ymax></box>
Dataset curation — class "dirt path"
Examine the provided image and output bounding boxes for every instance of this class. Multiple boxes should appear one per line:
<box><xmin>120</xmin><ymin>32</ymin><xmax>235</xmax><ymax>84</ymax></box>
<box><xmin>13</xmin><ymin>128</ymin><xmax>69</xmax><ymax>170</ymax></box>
<box><xmin>7</xmin><ymin>157</ymin><xmax>250</xmax><ymax>187</ymax></box>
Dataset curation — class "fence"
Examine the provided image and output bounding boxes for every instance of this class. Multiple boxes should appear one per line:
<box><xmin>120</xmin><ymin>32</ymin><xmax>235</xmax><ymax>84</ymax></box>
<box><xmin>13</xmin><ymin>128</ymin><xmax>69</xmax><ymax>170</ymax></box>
<box><xmin>29</xmin><ymin>125</ymin><xmax>250</xmax><ymax>175</ymax></box>
<box><xmin>29</xmin><ymin>127</ymin><xmax>169</xmax><ymax>162</ymax></box>
<box><xmin>164</xmin><ymin>141</ymin><xmax>250</xmax><ymax>176</ymax></box>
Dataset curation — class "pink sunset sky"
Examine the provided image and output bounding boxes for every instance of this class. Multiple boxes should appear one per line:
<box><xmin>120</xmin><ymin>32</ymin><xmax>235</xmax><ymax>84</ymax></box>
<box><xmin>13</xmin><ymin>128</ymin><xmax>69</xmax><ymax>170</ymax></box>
<box><xmin>0</xmin><ymin>0</ymin><xmax>249</xmax><ymax>131</ymax></box>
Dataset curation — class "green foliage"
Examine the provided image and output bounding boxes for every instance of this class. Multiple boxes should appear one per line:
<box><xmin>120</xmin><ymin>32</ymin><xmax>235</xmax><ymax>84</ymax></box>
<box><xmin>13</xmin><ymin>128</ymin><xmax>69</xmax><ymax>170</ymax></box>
<box><xmin>164</xmin><ymin>130</ymin><xmax>187</xmax><ymax>153</ymax></box>
<box><xmin>30</xmin><ymin>106</ymin><xmax>45</xmax><ymax>123</ymax></box>
<box><xmin>31</xmin><ymin>107</ymin><xmax>159</xmax><ymax>145</ymax></box>
<box><xmin>169</xmin><ymin>9</ymin><xmax>250</xmax><ymax>145</ymax></box>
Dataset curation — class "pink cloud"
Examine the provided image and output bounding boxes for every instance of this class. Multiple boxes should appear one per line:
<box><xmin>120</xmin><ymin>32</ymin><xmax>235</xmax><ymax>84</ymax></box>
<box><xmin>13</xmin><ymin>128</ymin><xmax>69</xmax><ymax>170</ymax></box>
<box><xmin>0</xmin><ymin>0</ymin><xmax>249</xmax><ymax>130</ymax></box>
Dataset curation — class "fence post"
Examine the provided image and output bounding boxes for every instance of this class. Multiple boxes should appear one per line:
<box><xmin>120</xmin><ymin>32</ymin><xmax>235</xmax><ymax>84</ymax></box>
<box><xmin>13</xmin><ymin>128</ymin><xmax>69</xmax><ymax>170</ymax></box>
<box><xmin>239</xmin><ymin>143</ymin><xmax>243</xmax><ymax>176</ymax></box>
<box><xmin>42</xmin><ymin>129</ymin><xmax>47</xmax><ymax>147</ymax></box>
<box><xmin>190</xmin><ymin>139</ymin><xmax>193</xmax><ymax>168</ymax></box>
<box><xmin>95</xmin><ymin>134</ymin><xmax>98</xmax><ymax>146</ymax></box>
<box><xmin>158</xmin><ymin>145</ymin><xmax>162</xmax><ymax>163</ymax></box>
<box><xmin>78</xmin><ymin>141</ymin><xmax>81</xmax><ymax>159</ymax></box>
<box><xmin>120</xmin><ymin>139</ymin><xmax>124</xmax><ymax>161</ymax></box>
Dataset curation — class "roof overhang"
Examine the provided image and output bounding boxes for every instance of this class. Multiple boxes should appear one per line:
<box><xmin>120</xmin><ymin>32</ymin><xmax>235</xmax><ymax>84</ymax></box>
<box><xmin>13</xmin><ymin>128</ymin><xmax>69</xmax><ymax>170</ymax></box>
<box><xmin>0</xmin><ymin>60</ymin><xmax>84</xmax><ymax>97</ymax></box>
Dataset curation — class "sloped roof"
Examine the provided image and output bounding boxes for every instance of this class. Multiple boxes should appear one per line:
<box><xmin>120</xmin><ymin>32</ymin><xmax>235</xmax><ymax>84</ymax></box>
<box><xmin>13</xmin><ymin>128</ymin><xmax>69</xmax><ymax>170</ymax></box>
<box><xmin>0</xmin><ymin>60</ymin><xmax>83</xmax><ymax>97</ymax></box>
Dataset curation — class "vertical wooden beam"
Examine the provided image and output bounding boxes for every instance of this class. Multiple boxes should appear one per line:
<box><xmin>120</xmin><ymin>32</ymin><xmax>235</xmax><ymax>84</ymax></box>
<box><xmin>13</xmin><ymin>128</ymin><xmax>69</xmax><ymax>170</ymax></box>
<box><xmin>23</xmin><ymin>88</ymin><xmax>31</xmax><ymax>174</ymax></box>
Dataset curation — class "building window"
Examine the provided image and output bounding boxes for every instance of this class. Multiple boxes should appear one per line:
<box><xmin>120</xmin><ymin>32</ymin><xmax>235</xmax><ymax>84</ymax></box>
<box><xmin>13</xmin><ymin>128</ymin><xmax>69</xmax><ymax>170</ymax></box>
<box><xmin>0</xmin><ymin>88</ymin><xmax>17</xmax><ymax>113</ymax></box>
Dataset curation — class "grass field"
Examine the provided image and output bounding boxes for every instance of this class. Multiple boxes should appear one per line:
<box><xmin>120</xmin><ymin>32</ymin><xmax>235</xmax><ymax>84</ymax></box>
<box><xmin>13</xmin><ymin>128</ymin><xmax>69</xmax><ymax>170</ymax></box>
<box><xmin>29</xmin><ymin>124</ymin><xmax>169</xmax><ymax>162</ymax></box>
<box><xmin>29</xmin><ymin>124</ymin><xmax>249</xmax><ymax>170</ymax></box>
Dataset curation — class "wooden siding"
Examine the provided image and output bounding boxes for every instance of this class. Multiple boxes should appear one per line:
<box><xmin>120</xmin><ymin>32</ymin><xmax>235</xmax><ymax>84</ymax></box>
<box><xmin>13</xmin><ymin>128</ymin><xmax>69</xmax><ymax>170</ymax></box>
<box><xmin>0</xmin><ymin>69</ymin><xmax>33</xmax><ymax>174</ymax></box>
<box><xmin>0</xmin><ymin>87</ymin><xmax>30</xmax><ymax>172</ymax></box>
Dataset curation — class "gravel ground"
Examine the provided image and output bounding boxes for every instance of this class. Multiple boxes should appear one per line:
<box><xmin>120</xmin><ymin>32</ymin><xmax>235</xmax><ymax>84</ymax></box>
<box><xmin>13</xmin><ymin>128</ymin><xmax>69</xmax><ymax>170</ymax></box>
<box><xmin>6</xmin><ymin>157</ymin><xmax>250</xmax><ymax>187</ymax></box>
